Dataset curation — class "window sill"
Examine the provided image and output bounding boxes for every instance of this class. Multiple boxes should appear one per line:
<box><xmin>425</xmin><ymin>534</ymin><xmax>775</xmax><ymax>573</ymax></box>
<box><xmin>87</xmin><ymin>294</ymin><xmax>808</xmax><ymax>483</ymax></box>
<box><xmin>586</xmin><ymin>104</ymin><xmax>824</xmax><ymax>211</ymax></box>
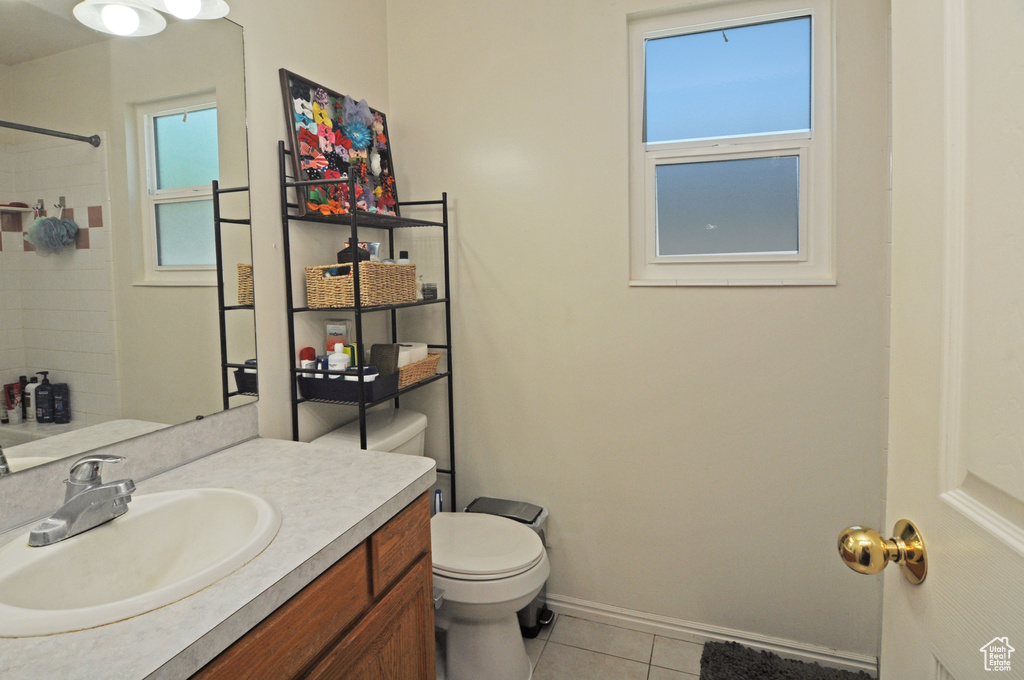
<box><xmin>132</xmin><ymin>279</ymin><xmax>217</xmax><ymax>288</ymax></box>
<box><xmin>629</xmin><ymin>277</ymin><xmax>837</xmax><ymax>287</ymax></box>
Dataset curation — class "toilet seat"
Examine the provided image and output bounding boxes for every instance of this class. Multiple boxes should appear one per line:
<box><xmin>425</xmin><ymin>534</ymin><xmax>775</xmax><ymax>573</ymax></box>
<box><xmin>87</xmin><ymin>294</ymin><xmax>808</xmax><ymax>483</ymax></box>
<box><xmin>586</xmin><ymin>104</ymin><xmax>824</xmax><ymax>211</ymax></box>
<box><xmin>431</xmin><ymin>513</ymin><xmax>544</xmax><ymax>581</ymax></box>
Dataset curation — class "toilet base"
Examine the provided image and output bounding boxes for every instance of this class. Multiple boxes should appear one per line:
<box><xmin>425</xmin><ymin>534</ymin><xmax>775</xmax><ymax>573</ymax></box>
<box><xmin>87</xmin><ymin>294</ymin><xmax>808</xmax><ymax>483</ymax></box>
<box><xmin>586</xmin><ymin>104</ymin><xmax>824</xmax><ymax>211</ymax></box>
<box><xmin>438</xmin><ymin>614</ymin><xmax>532</xmax><ymax>680</ymax></box>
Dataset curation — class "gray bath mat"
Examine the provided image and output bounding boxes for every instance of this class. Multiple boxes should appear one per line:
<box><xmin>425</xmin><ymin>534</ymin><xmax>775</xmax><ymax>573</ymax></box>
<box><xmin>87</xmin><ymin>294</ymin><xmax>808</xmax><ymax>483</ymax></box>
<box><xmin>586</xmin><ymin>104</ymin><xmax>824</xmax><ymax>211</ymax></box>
<box><xmin>700</xmin><ymin>641</ymin><xmax>873</xmax><ymax>680</ymax></box>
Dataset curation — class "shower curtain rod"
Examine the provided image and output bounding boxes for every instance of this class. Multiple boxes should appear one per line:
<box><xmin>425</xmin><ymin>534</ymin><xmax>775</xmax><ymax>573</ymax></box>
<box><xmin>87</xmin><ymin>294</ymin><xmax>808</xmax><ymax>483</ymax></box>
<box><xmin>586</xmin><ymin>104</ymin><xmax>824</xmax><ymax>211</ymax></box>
<box><xmin>0</xmin><ymin>120</ymin><xmax>101</xmax><ymax>147</ymax></box>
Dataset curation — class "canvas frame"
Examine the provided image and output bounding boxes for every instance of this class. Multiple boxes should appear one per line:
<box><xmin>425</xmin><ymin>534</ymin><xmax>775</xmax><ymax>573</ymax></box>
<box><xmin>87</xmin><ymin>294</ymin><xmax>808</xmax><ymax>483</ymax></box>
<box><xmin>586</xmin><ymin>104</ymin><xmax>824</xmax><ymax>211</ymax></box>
<box><xmin>279</xmin><ymin>69</ymin><xmax>399</xmax><ymax>218</ymax></box>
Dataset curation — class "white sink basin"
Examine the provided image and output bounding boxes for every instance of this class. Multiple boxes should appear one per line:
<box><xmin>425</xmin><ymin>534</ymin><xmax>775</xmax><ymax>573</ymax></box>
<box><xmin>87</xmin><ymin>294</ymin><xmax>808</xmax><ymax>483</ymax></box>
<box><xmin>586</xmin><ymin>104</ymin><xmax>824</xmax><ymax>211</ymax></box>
<box><xmin>0</xmin><ymin>488</ymin><xmax>281</xmax><ymax>637</ymax></box>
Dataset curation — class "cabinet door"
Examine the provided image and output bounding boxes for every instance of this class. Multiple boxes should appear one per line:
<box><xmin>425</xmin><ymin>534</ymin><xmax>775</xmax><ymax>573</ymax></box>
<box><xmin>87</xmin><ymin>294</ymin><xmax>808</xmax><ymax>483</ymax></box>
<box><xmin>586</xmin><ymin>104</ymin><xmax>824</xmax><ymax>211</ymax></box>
<box><xmin>192</xmin><ymin>543</ymin><xmax>371</xmax><ymax>680</ymax></box>
<box><xmin>305</xmin><ymin>555</ymin><xmax>435</xmax><ymax>680</ymax></box>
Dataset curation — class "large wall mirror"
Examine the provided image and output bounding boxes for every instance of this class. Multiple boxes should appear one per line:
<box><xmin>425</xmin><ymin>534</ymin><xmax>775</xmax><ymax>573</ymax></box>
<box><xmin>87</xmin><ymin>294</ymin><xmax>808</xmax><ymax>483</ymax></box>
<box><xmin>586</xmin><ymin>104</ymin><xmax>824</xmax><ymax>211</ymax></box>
<box><xmin>0</xmin><ymin>0</ymin><xmax>254</xmax><ymax>475</ymax></box>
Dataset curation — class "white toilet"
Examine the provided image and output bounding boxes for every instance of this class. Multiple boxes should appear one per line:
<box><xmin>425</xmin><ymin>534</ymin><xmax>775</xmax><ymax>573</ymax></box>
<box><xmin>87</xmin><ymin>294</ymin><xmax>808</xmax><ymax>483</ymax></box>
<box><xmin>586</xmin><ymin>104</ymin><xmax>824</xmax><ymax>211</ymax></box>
<box><xmin>311</xmin><ymin>409</ymin><xmax>549</xmax><ymax>680</ymax></box>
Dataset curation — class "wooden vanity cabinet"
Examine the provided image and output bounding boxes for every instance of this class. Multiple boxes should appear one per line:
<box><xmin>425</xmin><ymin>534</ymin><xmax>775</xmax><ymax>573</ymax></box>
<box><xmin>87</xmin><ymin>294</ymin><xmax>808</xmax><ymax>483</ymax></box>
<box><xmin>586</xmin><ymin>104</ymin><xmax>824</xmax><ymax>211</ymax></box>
<box><xmin>192</xmin><ymin>493</ymin><xmax>434</xmax><ymax>680</ymax></box>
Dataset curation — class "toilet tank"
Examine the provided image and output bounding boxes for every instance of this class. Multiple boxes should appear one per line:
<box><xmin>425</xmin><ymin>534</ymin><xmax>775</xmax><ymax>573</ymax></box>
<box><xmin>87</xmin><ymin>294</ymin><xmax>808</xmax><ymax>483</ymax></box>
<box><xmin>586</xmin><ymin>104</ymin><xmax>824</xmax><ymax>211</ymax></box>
<box><xmin>310</xmin><ymin>409</ymin><xmax>428</xmax><ymax>456</ymax></box>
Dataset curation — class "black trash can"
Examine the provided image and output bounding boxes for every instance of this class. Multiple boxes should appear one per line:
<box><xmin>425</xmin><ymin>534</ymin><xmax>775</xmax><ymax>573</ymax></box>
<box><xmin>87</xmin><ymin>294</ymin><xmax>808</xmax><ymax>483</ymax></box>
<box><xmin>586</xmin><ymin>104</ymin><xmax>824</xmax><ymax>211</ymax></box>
<box><xmin>464</xmin><ymin>497</ymin><xmax>555</xmax><ymax>638</ymax></box>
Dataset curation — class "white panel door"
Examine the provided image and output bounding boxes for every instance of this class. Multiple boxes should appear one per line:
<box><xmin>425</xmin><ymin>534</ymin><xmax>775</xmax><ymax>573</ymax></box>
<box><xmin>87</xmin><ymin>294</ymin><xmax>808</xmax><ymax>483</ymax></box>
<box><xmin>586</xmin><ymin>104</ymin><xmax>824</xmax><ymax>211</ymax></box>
<box><xmin>884</xmin><ymin>1</ymin><xmax>1024</xmax><ymax>678</ymax></box>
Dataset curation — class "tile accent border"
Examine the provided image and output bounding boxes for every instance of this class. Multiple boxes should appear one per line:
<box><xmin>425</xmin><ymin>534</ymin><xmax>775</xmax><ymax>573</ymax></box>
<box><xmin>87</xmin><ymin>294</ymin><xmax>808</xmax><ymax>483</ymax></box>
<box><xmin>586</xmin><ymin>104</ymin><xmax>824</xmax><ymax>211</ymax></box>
<box><xmin>546</xmin><ymin>593</ymin><xmax>878</xmax><ymax>677</ymax></box>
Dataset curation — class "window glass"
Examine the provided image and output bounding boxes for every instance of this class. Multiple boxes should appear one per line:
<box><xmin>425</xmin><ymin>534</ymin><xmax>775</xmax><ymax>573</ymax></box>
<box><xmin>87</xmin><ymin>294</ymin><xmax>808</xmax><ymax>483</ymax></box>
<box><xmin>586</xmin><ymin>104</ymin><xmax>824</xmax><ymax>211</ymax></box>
<box><xmin>645</xmin><ymin>17</ymin><xmax>811</xmax><ymax>143</ymax></box>
<box><xmin>155</xmin><ymin>200</ymin><xmax>216</xmax><ymax>266</ymax></box>
<box><xmin>655</xmin><ymin>156</ymin><xmax>799</xmax><ymax>256</ymax></box>
<box><xmin>154</xmin><ymin>107</ymin><xmax>219</xmax><ymax>190</ymax></box>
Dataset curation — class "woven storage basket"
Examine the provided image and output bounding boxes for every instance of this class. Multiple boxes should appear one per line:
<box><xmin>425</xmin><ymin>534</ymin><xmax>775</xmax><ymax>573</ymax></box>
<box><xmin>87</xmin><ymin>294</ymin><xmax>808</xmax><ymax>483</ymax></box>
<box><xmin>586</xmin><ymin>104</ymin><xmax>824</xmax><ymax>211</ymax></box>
<box><xmin>305</xmin><ymin>262</ymin><xmax>416</xmax><ymax>308</ymax></box>
<box><xmin>398</xmin><ymin>352</ymin><xmax>443</xmax><ymax>389</ymax></box>
<box><xmin>237</xmin><ymin>264</ymin><xmax>254</xmax><ymax>305</ymax></box>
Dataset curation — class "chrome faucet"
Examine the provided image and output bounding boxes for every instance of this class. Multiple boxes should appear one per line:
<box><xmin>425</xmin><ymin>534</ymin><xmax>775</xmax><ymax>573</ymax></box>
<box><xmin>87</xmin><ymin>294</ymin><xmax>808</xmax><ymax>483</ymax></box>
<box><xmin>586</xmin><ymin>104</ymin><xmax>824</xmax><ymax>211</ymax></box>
<box><xmin>0</xmin><ymin>446</ymin><xmax>9</xmax><ymax>476</ymax></box>
<box><xmin>28</xmin><ymin>455</ymin><xmax>136</xmax><ymax>547</ymax></box>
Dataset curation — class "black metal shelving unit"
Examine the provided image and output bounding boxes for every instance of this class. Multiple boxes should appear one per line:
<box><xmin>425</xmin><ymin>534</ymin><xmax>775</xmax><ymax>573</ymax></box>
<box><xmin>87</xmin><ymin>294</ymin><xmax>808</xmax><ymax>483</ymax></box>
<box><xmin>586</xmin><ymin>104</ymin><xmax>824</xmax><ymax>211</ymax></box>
<box><xmin>278</xmin><ymin>141</ymin><xmax>457</xmax><ymax>506</ymax></box>
<box><xmin>213</xmin><ymin>180</ymin><xmax>257</xmax><ymax>410</ymax></box>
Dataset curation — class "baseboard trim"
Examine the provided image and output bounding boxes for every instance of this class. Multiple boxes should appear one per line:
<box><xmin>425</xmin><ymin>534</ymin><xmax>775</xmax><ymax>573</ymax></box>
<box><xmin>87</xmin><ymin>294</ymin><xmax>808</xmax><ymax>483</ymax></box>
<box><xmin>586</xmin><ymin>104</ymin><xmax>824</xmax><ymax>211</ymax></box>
<box><xmin>545</xmin><ymin>593</ymin><xmax>878</xmax><ymax>677</ymax></box>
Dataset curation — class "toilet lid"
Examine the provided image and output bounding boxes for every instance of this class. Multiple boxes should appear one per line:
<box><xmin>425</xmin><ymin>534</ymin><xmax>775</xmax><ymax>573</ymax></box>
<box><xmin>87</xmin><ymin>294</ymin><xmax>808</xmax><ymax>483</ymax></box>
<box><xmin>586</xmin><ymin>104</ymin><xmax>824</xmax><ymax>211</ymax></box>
<box><xmin>431</xmin><ymin>513</ymin><xmax>544</xmax><ymax>579</ymax></box>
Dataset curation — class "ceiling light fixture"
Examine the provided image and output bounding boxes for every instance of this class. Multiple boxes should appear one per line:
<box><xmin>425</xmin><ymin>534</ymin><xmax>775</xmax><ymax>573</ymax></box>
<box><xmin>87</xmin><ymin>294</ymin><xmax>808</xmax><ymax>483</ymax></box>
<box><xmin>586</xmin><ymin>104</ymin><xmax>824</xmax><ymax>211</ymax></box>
<box><xmin>73</xmin><ymin>0</ymin><xmax>167</xmax><ymax>37</ymax></box>
<box><xmin>142</xmin><ymin>0</ymin><xmax>230</xmax><ymax>21</ymax></box>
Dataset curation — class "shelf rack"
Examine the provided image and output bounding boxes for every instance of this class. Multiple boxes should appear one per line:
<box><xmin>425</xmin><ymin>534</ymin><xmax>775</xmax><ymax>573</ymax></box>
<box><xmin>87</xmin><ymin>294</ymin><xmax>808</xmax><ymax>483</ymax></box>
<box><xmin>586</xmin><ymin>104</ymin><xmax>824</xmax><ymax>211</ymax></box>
<box><xmin>278</xmin><ymin>140</ymin><xmax>457</xmax><ymax>507</ymax></box>
<box><xmin>213</xmin><ymin>180</ymin><xmax>257</xmax><ymax>410</ymax></box>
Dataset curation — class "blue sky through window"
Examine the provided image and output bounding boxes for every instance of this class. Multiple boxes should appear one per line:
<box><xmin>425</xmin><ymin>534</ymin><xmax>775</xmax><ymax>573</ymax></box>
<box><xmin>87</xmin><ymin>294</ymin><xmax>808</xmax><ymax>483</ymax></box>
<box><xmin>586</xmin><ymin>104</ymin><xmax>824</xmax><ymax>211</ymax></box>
<box><xmin>645</xmin><ymin>17</ymin><xmax>811</xmax><ymax>142</ymax></box>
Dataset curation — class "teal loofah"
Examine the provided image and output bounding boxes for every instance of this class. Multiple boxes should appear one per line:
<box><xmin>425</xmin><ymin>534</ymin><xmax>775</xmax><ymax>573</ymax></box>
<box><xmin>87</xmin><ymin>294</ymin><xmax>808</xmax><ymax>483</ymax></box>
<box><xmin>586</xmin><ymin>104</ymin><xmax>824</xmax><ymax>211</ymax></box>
<box><xmin>25</xmin><ymin>217</ymin><xmax>79</xmax><ymax>253</ymax></box>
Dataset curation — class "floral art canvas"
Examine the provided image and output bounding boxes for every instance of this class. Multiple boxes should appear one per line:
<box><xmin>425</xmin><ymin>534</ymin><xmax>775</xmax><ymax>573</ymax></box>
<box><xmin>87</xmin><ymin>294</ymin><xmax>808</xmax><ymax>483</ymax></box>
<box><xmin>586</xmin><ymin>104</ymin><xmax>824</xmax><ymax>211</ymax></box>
<box><xmin>280</xmin><ymin>69</ymin><xmax>399</xmax><ymax>217</ymax></box>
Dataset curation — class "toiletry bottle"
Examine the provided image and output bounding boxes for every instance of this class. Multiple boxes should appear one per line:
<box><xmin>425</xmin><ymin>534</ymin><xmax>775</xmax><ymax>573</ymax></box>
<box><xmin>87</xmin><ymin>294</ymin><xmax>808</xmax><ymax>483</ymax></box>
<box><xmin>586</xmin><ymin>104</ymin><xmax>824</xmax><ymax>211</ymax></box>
<box><xmin>53</xmin><ymin>383</ymin><xmax>71</xmax><ymax>424</ymax></box>
<box><xmin>299</xmin><ymin>347</ymin><xmax>316</xmax><ymax>377</ymax></box>
<box><xmin>327</xmin><ymin>345</ymin><xmax>350</xmax><ymax>379</ymax></box>
<box><xmin>35</xmin><ymin>372</ymin><xmax>54</xmax><ymax>423</ymax></box>
<box><xmin>337</xmin><ymin>241</ymin><xmax>370</xmax><ymax>264</ymax></box>
<box><xmin>18</xmin><ymin>376</ymin><xmax>27</xmax><ymax>420</ymax></box>
<box><xmin>397</xmin><ymin>250</ymin><xmax>411</xmax><ymax>265</ymax></box>
<box><xmin>6</xmin><ymin>383</ymin><xmax>22</xmax><ymax>425</ymax></box>
<box><xmin>23</xmin><ymin>376</ymin><xmax>38</xmax><ymax>421</ymax></box>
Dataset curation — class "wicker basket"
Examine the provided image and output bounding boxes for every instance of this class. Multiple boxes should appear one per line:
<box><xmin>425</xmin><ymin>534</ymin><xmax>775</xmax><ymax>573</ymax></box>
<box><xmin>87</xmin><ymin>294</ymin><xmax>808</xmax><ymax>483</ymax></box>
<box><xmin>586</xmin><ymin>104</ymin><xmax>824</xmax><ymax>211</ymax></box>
<box><xmin>398</xmin><ymin>352</ymin><xmax>443</xmax><ymax>389</ymax></box>
<box><xmin>237</xmin><ymin>264</ymin><xmax>254</xmax><ymax>306</ymax></box>
<box><xmin>305</xmin><ymin>262</ymin><xmax>417</xmax><ymax>309</ymax></box>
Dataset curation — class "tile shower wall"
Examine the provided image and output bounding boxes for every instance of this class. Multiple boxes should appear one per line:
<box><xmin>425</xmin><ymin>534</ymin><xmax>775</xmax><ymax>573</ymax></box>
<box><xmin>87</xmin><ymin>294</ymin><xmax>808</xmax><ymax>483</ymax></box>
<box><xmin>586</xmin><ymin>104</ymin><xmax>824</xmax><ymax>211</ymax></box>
<box><xmin>0</xmin><ymin>144</ymin><xmax>27</xmax><ymax>378</ymax></box>
<box><xmin>0</xmin><ymin>135</ymin><xmax>119</xmax><ymax>424</ymax></box>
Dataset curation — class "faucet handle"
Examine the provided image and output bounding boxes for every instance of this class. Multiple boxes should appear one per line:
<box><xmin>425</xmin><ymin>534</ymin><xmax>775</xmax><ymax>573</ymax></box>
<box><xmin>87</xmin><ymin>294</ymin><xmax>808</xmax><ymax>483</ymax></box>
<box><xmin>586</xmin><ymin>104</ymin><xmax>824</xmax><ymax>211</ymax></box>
<box><xmin>68</xmin><ymin>455</ymin><xmax>125</xmax><ymax>483</ymax></box>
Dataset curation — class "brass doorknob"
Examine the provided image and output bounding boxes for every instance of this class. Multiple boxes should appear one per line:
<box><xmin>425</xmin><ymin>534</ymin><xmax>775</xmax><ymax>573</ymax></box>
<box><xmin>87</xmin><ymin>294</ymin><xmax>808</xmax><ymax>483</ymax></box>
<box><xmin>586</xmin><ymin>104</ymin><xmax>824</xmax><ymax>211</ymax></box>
<box><xmin>837</xmin><ymin>519</ymin><xmax>927</xmax><ymax>584</ymax></box>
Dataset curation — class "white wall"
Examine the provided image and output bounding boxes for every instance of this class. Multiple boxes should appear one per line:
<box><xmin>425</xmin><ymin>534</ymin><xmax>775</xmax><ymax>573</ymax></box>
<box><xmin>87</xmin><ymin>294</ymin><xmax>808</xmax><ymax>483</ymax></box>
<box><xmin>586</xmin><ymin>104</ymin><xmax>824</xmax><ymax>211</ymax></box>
<box><xmin>381</xmin><ymin>0</ymin><xmax>891</xmax><ymax>657</ymax></box>
<box><xmin>105</xmin><ymin>18</ymin><xmax>250</xmax><ymax>424</ymax></box>
<box><xmin>233</xmin><ymin>0</ymin><xmax>392</xmax><ymax>441</ymax></box>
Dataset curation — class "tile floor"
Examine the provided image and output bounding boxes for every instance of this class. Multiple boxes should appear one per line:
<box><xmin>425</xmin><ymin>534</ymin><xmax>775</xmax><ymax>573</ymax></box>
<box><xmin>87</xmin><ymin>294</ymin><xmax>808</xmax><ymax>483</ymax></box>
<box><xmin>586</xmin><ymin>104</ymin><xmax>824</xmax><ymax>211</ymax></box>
<box><xmin>525</xmin><ymin>614</ymin><xmax>706</xmax><ymax>679</ymax></box>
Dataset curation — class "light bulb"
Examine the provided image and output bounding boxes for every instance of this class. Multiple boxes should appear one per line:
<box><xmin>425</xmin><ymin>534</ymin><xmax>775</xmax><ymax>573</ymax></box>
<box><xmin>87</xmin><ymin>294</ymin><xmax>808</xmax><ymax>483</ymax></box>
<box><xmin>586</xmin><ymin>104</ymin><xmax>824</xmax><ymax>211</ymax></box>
<box><xmin>164</xmin><ymin>0</ymin><xmax>201</xmax><ymax>19</ymax></box>
<box><xmin>100</xmin><ymin>3</ymin><xmax>140</xmax><ymax>35</ymax></box>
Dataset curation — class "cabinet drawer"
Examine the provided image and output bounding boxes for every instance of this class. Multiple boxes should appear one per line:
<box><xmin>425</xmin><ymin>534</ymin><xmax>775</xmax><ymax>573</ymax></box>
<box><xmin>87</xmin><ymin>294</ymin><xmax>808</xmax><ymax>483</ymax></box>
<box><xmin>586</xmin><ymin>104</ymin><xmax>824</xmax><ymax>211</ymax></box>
<box><xmin>369</xmin><ymin>493</ymin><xmax>431</xmax><ymax>598</ymax></box>
<box><xmin>192</xmin><ymin>542</ymin><xmax>371</xmax><ymax>680</ymax></box>
<box><xmin>303</xmin><ymin>555</ymin><xmax>435</xmax><ymax>680</ymax></box>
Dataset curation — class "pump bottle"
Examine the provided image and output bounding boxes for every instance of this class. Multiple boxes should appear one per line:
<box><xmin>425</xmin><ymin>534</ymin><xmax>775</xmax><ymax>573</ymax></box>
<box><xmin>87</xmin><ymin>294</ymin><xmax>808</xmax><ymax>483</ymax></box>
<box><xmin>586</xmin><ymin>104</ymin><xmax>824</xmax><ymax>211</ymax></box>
<box><xmin>35</xmin><ymin>371</ymin><xmax>54</xmax><ymax>423</ymax></box>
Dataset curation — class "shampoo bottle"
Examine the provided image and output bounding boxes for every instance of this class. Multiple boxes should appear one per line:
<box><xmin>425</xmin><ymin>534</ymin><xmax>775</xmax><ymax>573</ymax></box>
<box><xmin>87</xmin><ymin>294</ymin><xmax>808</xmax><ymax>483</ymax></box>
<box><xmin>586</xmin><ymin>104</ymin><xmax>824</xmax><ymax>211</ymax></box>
<box><xmin>18</xmin><ymin>376</ymin><xmax>27</xmax><ymax>420</ymax></box>
<box><xmin>23</xmin><ymin>376</ymin><xmax>38</xmax><ymax>421</ymax></box>
<box><xmin>35</xmin><ymin>371</ymin><xmax>54</xmax><ymax>423</ymax></box>
<box><xmin>53</xmin><ymin>383</ymin><xmax>71</xmax><ymax>424</ymax></box>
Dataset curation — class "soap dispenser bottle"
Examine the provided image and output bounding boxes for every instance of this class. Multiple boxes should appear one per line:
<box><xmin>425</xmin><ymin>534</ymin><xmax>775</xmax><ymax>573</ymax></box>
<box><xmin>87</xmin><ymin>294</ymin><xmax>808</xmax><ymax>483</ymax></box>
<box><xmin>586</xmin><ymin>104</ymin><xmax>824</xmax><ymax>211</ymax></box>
<box><xmin>35</xmin><ymin>372</ymin><xmax>54</xmax><ymax>423</ymax></box>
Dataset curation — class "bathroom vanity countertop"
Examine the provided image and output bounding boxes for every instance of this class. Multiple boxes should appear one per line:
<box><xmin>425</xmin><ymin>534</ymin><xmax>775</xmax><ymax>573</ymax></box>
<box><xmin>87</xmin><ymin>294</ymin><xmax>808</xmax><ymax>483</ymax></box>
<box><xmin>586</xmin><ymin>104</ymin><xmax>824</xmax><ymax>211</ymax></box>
<box><xmin>0</xmin><ymin>437</ymin><xmax>436</xmax><ymax>680</ymax></box>
<box><xmin>2</xmin><ymin>418</ymin><xmax>169</xmax><ymax>459</ymax></box>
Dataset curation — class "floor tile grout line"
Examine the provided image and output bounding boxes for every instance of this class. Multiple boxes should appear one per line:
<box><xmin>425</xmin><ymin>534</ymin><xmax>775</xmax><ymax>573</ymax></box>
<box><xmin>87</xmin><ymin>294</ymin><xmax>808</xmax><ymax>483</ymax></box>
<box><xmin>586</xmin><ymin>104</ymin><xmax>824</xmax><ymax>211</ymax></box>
<box><xmin>547</xmin><ymin>616</ymin><xmax>658</xmax><ymax>663</ymax></box>
<box><xmin>532</xmin><ymin>638</ymin><xmax>548</xmax><ymax>669</ymax></box>
<box><xmin>535</xmin><ymin>615</ymin><xmax>709</xmax><ymax>678</ymax></box>
<box><xmin>543</xmin><ymin>639</ymin><xmax>654</xmax><ymax>667</ymax></box>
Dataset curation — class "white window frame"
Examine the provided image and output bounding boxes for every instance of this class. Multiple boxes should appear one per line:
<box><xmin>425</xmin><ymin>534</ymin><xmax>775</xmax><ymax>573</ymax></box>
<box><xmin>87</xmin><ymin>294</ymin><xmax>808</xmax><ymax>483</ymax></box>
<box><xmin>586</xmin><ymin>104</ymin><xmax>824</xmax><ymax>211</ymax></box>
<box><xmin>135</xmin><ymin>92</ymin><xmax>219</xmax><ymax>286</ymax></box>
<box><xmin>628</xmin><ymin>0</ymin><xmax>835</xmax><ymax>286</ymax></box>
